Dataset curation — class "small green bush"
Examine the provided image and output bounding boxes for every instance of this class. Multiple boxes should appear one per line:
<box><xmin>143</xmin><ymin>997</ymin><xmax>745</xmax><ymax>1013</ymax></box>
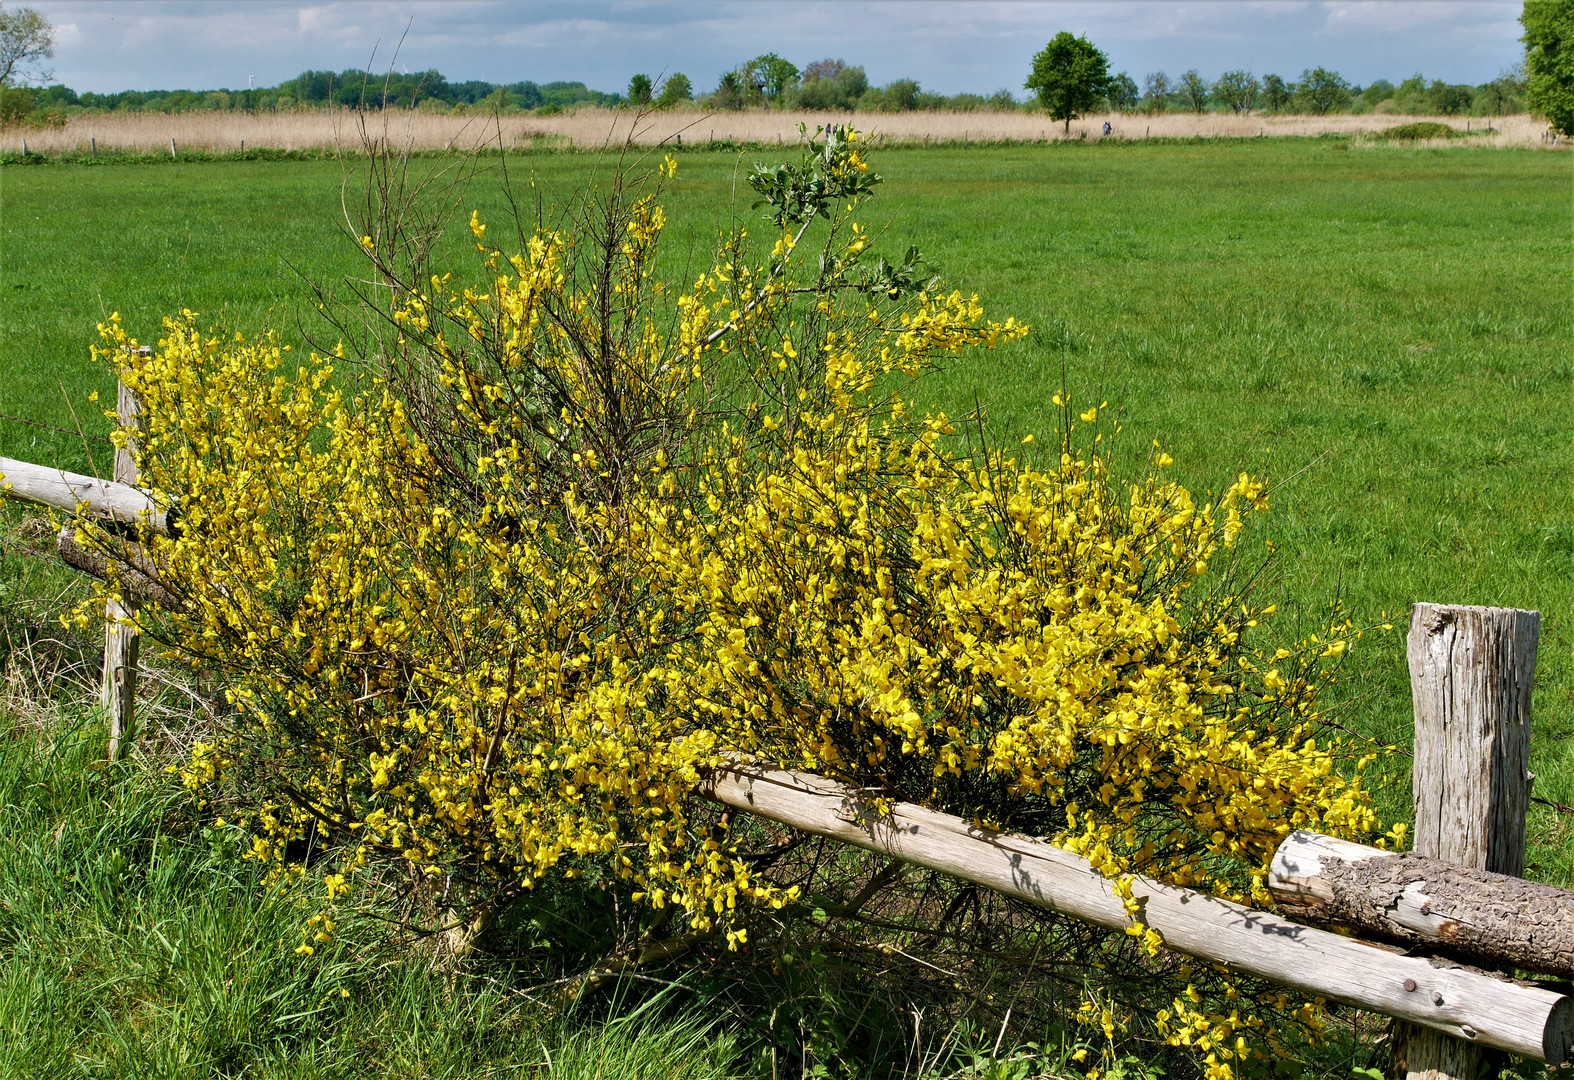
<box><xmin>1374</xmin><ymin>121</ymin><xmax>1458</xmax><ymax>140</ymax></box>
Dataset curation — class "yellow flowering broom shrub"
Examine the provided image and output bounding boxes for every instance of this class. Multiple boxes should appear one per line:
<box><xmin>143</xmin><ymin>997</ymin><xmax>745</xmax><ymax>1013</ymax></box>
<box><xmin>80</xmin><ymin>128</ymin><xmax>1392</xmax><ymax>1076</ymax></box>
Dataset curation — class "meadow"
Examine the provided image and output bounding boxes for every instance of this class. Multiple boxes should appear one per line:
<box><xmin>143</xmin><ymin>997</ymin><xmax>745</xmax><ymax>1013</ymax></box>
<box><xmin>1</xmin><ymin>137</ymin><xmax>1571</xmax><ymax>1075</ymax></box>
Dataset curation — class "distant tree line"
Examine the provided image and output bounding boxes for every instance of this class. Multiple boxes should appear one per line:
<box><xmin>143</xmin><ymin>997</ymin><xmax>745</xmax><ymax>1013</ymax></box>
<box><xmin>0</xmin><ymin>54</ymin><xmax>1547</xmax><ymax>132</ymax></box>
<box><xmin>636</xmin><ymin>55</ymin><xmax>1022</xmax><ymax>113</ymax></box>
<box><xmin>0</xmin><ymin>68</ymin><xmax>624</xmax><ymax>127</ymax></box>
<box><xmin>1126</xmin><ymin>66</ymin><xmax>1530</xmax><ymax>118</ymax></box>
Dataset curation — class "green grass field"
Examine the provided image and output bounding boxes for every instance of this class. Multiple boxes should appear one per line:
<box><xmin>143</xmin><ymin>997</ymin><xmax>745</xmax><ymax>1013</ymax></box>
<box><xmin>2</xmin><ymin>139</ymin><xmax>1571</xmax><ymax>1075</ymax></box>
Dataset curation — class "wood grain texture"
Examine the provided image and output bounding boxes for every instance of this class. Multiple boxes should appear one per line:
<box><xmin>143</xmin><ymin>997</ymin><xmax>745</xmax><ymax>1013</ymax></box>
<box><xmin>1270</xmin><ymin>830</ymin><xmax>1574</xmax><ymax>978</ymax></box>
<box><xmin>701</xmin><ymin>760</ymin><xmax>1572</xmax><ymax>1063</ymax></box>
<box><xmin>103</xmin><ymin>382</ymin><xmax>141</xmax><ymax>762</ymax></box>
<box><xmin>1399</xmin><ymin>603</ymin><xmax>1541</xmax><ymax>1080</ymax></box>
<box><xmin>102</xmin><ymin>593</ymin><xmax>138</xmax><ymax>761</ymax></box>
<box><xmin>0</xmin><ymin>456</ymin><xmax>170</xmax><ymax>534</ymax></box>
<box><xmin>1409</xmin><ymin>603</ymin><xmax>1538</xmax><ymax>876</ymax></box>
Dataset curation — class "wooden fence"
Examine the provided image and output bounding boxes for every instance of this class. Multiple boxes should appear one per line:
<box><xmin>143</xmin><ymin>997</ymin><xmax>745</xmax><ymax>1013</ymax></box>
<box><xmin>0</xmin><ymin>382</ymin><xmax>1566</xmax><ymax>1077</ymax></box>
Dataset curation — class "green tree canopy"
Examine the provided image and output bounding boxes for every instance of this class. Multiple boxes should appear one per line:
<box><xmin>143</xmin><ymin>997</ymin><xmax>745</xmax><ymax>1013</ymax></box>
<box><xmin>1212</xmin><ymin>70</ymin><xmax>1260</xmax><ymax>113</ymax></box>
<box><xmin>1522</xmin><ymin>0</ymin><xmax>1574</xmax><ymax>135</ymax></box>
<box><xmin>743</xmin><ymin>52</ymin><xmax>799</xmax><ymax>104</ymax></box>
<box><xmin>1107</xmin><ymin>71</ymin><xmax>1139</xmax><ymax>112</ymax></box>
<box><xmin>712</xmin><ymin>69</ymin><xmax>745</xmax><ymax>110</ymax></box>
<box><xmin>1427</xmin><ymin>79</ymin><xmax>1473</xmax><ymax>115</ymax></box>
<box><xmin>1141</xmin><ymin>71</ymin><xmax>1170</xmax><ymax>113</ymax></box>
<box><xmin>1295</xmin><ymin>67</ymin><xmax>1352</xmax><ymax>114</ymax></box>
<box><xmin>1477</xmin><ymin>65</ymin><xmax>1526</xmax><ymax>116</ymax></box>
<box><xmin>880</xmin><ymin>77</ymin><xmax>921</xmax><ymax>112</ymax></box>
<box><xmin>1177</xmin><ymin>69</ymin><xmax>1210</xmax><ymax>113</ymax></box>
<box><xmin>627</xmin><ymin>73</ymin><xmax>652</xmax><ymax>107</ymax></box>
<box><xmin>1025</xmin><ymin>32</ymin><xmax>1111</xmax><ymax>132</ymax></box>
<box><xmin>655</xmin><ymin>72</ymin><xmax>692</xmax><ymax>108</ymax></box>
<box><xmin>1261</xmin><ymin>74</ymin><xmax>1292</xmax><ymax>112</ymax></box>
<box><xmin>799</xmin><ymin>62</ymin><xmax>868</xmax><ymax>110</ymax></box>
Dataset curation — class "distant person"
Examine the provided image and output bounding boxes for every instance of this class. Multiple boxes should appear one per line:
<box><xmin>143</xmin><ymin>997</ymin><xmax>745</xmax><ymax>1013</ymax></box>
<box><xmin>1102</xmin><ymin>121</ymin><xmax>1112</xmax><ymax>137</ymax></box>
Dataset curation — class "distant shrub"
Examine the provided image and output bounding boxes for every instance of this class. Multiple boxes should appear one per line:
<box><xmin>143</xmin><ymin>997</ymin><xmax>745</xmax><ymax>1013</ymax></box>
<box><xmin>1375</xmin><ymin>121</ymin><xmax>1457</xmax><ymax>140</ymax></box>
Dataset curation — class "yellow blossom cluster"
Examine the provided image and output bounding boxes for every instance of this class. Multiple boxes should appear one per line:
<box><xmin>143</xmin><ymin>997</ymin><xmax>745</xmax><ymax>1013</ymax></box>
<box><xmin>76</xmin><ymin>128</ymin><xmax>1390</xmax><ymax>1077</ymax></box>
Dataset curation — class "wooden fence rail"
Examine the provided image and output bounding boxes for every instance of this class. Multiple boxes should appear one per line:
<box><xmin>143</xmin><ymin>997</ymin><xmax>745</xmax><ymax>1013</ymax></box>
<box><xmin>701</xmin><ymin>760</ymin><xmax>1571</xmax><ymax>1063</ymax></box>
<box><xmin>0</xmin><ymin>456</ymin><xmax>170</xmax><ymax>533</ymax></box>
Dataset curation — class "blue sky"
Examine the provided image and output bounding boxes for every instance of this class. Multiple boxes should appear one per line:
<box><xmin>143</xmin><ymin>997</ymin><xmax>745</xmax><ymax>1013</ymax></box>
<box><xmin>30</xmin><ymin>1</ymin><xmax>1527</xmax><ymax>96</ymax></box>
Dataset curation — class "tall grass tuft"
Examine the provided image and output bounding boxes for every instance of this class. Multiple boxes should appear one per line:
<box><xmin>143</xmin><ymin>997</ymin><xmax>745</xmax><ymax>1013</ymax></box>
<box><xmin>0</xmin><ymin>698</ymin><xmax>755</xmax><ymax>1078</ymax></box>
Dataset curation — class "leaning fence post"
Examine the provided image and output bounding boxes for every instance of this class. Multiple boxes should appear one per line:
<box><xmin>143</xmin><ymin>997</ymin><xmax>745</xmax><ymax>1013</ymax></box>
<box><xmin>1395</xmin><ymin>603</ymin><xmax>1540</xmax><ymax>1080</ymax></box>
<box><xmin>104</xmin><ymin>366</ymin><xmax>144</xmax><ymax>761</ymax></box>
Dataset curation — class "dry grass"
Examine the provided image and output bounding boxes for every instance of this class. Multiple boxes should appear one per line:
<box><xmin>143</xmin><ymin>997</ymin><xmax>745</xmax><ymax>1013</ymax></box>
<box><xmin>2</xmin><ymin>106</ymin><xmax>1558</xmax><ymax>155</ymax></box>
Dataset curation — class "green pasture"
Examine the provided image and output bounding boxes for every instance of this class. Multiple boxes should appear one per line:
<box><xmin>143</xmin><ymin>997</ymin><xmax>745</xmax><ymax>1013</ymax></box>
<box><xmin>1</xmin><ymin>138</ymin><xmax>1571</xmax><ymax>1074</ymax></box>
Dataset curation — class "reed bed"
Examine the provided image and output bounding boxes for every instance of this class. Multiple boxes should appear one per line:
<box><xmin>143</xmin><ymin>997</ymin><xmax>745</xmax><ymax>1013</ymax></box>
<box><xmin>2</xmin><ymin>106</ymin><xmax>1556</xmax><ymax>155</ymax></box>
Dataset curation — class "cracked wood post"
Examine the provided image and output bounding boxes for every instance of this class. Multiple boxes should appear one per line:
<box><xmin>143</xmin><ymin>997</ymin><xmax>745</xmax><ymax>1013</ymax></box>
<box><xmin>104</xmin><ymin>372</ymin><xmax>143</xmax><ymax>762</ymax></box>
<box><xmin>1394</xmin><ymin>603</ymin><xmax>1540</xmax><ymax>1080</ymax></box>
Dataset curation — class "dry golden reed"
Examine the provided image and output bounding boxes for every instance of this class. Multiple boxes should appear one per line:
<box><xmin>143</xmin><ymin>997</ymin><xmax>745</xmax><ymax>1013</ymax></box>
<box><xmin>2</xmin><ymin>106</ymin><xmax>1556</xmax><ymax>155</ymax></box>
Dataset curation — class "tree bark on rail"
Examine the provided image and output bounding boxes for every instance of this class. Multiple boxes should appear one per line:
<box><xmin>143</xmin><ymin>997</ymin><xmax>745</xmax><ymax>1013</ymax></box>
<box><xmin>700</xmin><ymin>759</ymin><xmax>1572</xmax><ymax>1064</ymax></box>
<box><xmin>1270</xmin><ymin>830</ymin><xmax>1574</xmax><ymax>979</ymax></box>
<box><xmin>56</xmin><ymin>526</ymin><xmax>179</xmax><ymax>610</ymax></box>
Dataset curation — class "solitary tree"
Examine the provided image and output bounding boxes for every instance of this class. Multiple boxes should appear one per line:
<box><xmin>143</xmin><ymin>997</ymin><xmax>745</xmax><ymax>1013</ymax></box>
<box><xmin>1522</xmin><ymin>0</ymin><xmax>1574</xmax><ymax>135</ymax></box>
<box><xmin>655</xmin><ymin>72</ymin><xmax>692</xmax><ymax>109</ymax></box>
<box><xmin>0</xmin><ymin>3</ymin><xmax>53</xmax><ymax>87</ymax></box>
<box><xmin>1025</xmin><ymin>31</ymin><xmax>1111</xmax><ymax>132</ymax></box>
<box><xmin>627</xmin><ymin>73</ymin><xmax>653</xmax><ymax>107</ymax></box>
<box><xmin>1295</xmin><ymin>67</ymin><xmax>1352</xmax><ymax>114</ymax></box>
<box><xmin>1212</xmin><ymin>70</ymin><xmax>1260</xmax><ymax>113</ymax></box>
<box><xmin>1177</xmin><ymin>69</ymin><xmax>1210</xmax><ymax>113</ymax></box>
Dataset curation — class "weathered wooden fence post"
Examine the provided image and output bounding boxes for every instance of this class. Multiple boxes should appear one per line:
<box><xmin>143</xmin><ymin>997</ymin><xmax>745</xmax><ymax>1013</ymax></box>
<box><xmin>104</xmin><ymin>369</ymin><xmax>143</xmax><ymax>761</ymax></box>
<box><xmin>1394</xmin><ymin>603</ymin><xmax>1540</xmax><ymax>1080</ymax></box>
